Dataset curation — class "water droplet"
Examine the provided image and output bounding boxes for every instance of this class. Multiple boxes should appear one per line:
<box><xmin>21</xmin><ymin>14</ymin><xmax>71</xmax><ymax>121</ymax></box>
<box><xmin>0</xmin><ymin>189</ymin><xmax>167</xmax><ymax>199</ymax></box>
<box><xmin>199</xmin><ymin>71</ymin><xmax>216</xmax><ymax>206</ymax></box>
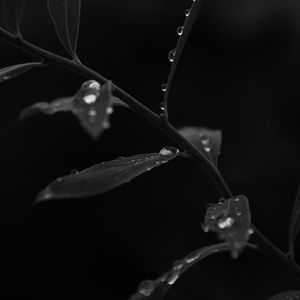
<box><xmin>103</xmin><ymin>121</ymin><xmax>110</xmax><ymax>129</ymax></box>
<box><xmin>70</xmin><ymin>169</ymin><xmax>79</xmax><ymax>175</ymax></box>
<box><xmin>202</xmin><ymin>224</ymin><xmax>209</xmax><ymax>232</ymax></box>
<box><xmin>88</xmin><ymin>80</ymin><xmax>100</xmax><ymax>90</ymax></box>
<box><xmin>166</xmin><ymin>270</ymin><xmax>180</xmax><ymax>285</ymax></box>
<box><xmin>184</xmin><ymin>9</ymin><xmax>190</xmax><ymax>17</ymax></box>
<box><xmin>161</xmin><ymin>83</ymin><xmax>167</xmax><ymax>92</ymax></box>
<box><xmin>173</xmin><ymin>260</ymin><xmax>184</xmax><ymax>270</ymax></box>
<box><xmin>105</xmin><ymin>107</ymin><xmax>113</xmax><ymax>114</ymax></box>
<box><xmin>160</xmin><ymin>102</ymin><xmax>165</xmax><ymax>111</ymax></box>
<box><xmin>236</xmin><ymin>211</ymin><xmax>242</xmax><ymax>217</ymax></box>
<box><xmin>146</xmin><ymin>166</ymin><xmax>152</xmax><ymax>171</ymax></box>
<box><xmin>83</xmin><ymin>94</ymin><xmax>97</xmax><ymax>104</ymax></box>
<box><xmin>217</xmin><ymin>217</ymin><xmax>234</xmax><ymax>229</ymax></box>
<box><xmin>204</xmin><ymin>146</ymin><xmax>211</xmax><ymax>152</ymax></box>
<box><xmin>185</xmin><ymin>251</ymin><xmax>200</xmax><ymax>264</ymax></box>
<box><xmin>88</xmin><ymin>109</ymin><xmax>97</xmax><ymax>117</ymax></box>
<box><xmin>138</xmin><ymin>280</ymin><xmax>155</xmax><ymax>297</ymax></box>
<box><xmin>159</xmin><ymin>147</ymin><xmax>178</xmax><ymax>156</ymax></box>
<box><xmin>176</xmin><ymin>26</ymin><xmax>184</xmax><ymax>36</ymax></box>
<box><xmin>201</xmin><ymin>136</ymin><xmax>209</xmax><ymax>145</ymax></box>
<box><xmin>234</xmin><ymin>197</ymin><xmax>239</xmax><ymax>202</ymax></box>
<box><xmin>168</xmin><ymin>49</ymin><xmax>176</xmax><ymax>62</ymax></box>
<box><xmin>248</xmin><ymin>228</ymin><xmax>254</xmax><ymax>235</ymax></box>
<box><xmin>57</xmin><ymin>177</ymin><xmax>63</xmax><ymax>182</ymax></box>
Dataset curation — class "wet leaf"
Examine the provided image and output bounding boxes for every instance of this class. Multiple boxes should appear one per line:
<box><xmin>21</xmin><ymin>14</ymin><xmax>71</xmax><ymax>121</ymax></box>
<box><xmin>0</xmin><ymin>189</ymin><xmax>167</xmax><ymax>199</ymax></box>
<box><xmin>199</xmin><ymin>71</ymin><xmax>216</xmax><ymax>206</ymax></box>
<box><xmin>35</xmin><ymin>147</ymin><xmax>179</xmax><ymax>203</ymax></box>
<box><xmin>20</xmin><ymin>80</ymin><xmax>126</xmax><ymax>139</ymax></box>
<box><xmin>128</xmin><ymin>243</ymin><xmax>230</xmax><ymax>300</ymax></box>
<box><xmin>179</xmin><ymin>126</ymin><xmax>222</xmax><ymax>167</ymax></box>
<box><xmin>47</xmin><ymin>0</ymin><xmax>81</xmax><ymax>59</ymax></box>
<box><xmin>0</xmin><ymin>0</ymin><xmax>26</xmax><ymax>36</ymax></box>
<box><xmin>288</xmin><ymin>186</ymin><xmax>300</xmax><ymax>258</ymax></box>
<box><xmin>0</xmin><ymin>62</ymin><xmax>42</xmax><ymax>82</ymax></box>
<box><xmin>268</xmin><ymin>290</ymin><xmax>300</xmax><ymax>300</ymax></box>
<box><xmin>202</xmin><ymin>195</ymin><xmax>252</xmax><ymax>258</ymax></box>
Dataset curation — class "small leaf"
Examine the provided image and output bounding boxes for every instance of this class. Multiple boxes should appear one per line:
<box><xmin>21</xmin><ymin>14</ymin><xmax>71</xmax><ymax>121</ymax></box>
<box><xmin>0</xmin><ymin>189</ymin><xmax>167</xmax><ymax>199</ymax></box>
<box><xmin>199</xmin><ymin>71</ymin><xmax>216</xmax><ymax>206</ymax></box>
<box><xmin>35</xmin><ymin>147</ymin><xmax>179</xmax><ymax>203</ymax></box>
<box><xmin>268</xmin><ymin>290</ymin><xmax>300</xmax><ymax>300</ymax></box>
<box><xmin>0</xmin><ymin>0</ymin><xmax>26</xmax><ymax>36</ymax></box>
<box><xmin>128</xmin><ymin>243</ymin><xmax>230</xmax><ymax>300</ymax></box>
<box><xmin>288</xmin><ymin>186</ymin><xmax>300</xmax><ymax>259</ymax></box>
<box><xmin>47</xmin><ymin>0</ymin><xmax>81</xmax><ymax>59</ymax></box>
<box><xmin>179</xmin><ymin>126</ymin><xmax>222</xmax><ymax>167</ymax></box>
<box><xmin>20</xmin><ymin>80</ymin><xmax>126</xmax><ymax>139</ymax></box>
<box><xmin>202</xmin><ymin>195</ymin><xmax>252</xmax><ymax>258</ymax></box>
<box><xmin>19</xmin><ymin>97</ymin><xmax>73</xmax><ymax>120</ymax></box>
<box><xmin>0</xmin><ymin>62</ymin><xmax>43</xmax><ymax>82</ymax></box>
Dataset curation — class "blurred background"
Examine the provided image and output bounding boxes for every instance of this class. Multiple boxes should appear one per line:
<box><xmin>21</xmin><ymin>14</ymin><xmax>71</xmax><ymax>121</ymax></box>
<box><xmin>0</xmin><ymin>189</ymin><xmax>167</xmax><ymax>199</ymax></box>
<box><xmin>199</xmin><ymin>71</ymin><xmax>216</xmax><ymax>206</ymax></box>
<box><xmin>1</xmin><ymin>0</ymin><xmax>300</xmax><ymax>298</ymax></box>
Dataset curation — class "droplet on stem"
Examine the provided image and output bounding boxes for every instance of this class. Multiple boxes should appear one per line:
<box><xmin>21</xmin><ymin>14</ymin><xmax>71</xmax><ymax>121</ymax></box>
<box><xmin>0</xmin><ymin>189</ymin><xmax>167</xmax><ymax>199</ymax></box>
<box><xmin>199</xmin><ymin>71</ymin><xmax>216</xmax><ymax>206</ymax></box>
<box><xmin>161</xmin><ymin>83</ymin><xmax>167</xmax><ymax>92</ymax></box>
<box><xmin>176</xmin><ymin>26</ymin><xmax>184</xmax><ymax>36</ymax></box>
<box><xmin>88</xmin><ymin>80</ymin><xmax>101</xmax><ymax>90</ymax></box>
<box><xmin>159</xmin><ymin>147</ymin><xmax>178</xmax><ymax>156</ymax></box>
<box><xmin>217</xmin><ymin>217</ymin><xmax>234</xmax><ymax>229</ymax></box>
<box><xmin>160</xmin><ymin>102</ymin><xmax>165</xmax><ymax>111</ymax></box>
<box><xmin>83</xmin><ymin>94</ymin><xmax>97</xmax><ymax>104</ymax></box>
<box><xmin>184</xmin><ymin>9</ymin><xmax>190</xmax><ymax>17</ymax></box>
<box><xmin>138</xmin><ymin>280</ymin><xmax>155</xmax><ymax>297</ymax></box>
<box><xmin>168</xmin><ymin>49</ymin><xmax>176</xmax><ymax>62</ymax></box>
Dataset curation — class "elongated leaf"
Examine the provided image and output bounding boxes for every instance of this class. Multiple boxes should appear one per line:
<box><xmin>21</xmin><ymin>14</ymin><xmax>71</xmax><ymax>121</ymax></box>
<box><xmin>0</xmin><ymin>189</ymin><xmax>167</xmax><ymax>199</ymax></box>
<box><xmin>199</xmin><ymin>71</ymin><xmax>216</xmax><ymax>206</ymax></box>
<box><xmin>36</xmin><ymin>147</ymin><xmax>179</xmax><ymax>203</ymax></box>
<box><xmin>20</xmin><ymin>80</ymin><xmax>126</xmax><ymax>139</ymax></box>
<box><xmin>161</xmin><ymin>0</ymin><xmax>205</xmax><ymax>114</ymax></box>
<box><xmin>268</xmin><ymin>290</ymin><xmax>300</xmax><ymax>300</ymax></box>
<box><xmin>0</xmin><ymin>0</ymin><xmax>25</xmax><ymax>36</ymax></box>
<box><xmin>0</xmin><ymin>62</ymin><xmax>43</xmax><ymax>82</ymax></box>
<box><xmin>179</xmin><ymin>126</ymin><xmax>222</xmax><ymax>167</ymax></box>
<box><xmin>288</xmin><ymin>186</ymin><xmax>300</xmax><ymax>258</ymax></box>
<box><xmin>202</xmin><ymin>195</ymin><xmax>252</xmax><ymax>258</ymax></box>
<box><xmin>128</xmin><ymin>243</ymin><xmax>230</xmax><ymax>300</ymax></box>
<box><xmin>47</xmin><ymin>0</ymin><xmax>81</xmax><ymax>59</ymax></box>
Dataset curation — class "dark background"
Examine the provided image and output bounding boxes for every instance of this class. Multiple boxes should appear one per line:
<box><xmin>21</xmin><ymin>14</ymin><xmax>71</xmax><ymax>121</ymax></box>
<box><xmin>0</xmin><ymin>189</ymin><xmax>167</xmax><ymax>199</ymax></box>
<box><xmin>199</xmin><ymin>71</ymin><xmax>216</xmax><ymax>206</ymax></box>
<box><xmin>1</xmin><ymin>0</ymin><xmax>300</xmax><ymax>299</ymax></box>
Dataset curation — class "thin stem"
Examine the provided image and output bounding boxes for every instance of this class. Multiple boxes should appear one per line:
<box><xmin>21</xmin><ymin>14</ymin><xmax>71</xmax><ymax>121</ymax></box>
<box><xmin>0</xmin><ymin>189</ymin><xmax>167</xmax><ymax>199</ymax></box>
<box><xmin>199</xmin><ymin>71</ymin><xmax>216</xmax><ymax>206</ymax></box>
<box><xmin>1</xmin><ymin>28</ymin><xmax>300</xmax><ymax>282</ymax></box>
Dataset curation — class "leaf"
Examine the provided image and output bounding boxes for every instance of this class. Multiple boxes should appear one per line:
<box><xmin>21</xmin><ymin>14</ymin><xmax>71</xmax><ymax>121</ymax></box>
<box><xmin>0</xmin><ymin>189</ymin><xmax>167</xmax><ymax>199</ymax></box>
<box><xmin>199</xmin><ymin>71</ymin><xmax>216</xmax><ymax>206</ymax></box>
<box><xmin>128</xmin><ymin>243</ymin><xmax>230</xmax><ymax>300</ymax></box>
<box><xmin>35</xmin><ymin>147</ymin><xmax>179</xmax><ymax>203</ymax></box>
<box><xmin>47</xmin><ymin>0</ymin><xmax>81</xmax><ymax>59</ymax></box>
<box><xmin>268</xmin><ymin>290</ymin><xmax>300</xmax><ymax>300</ymax></box>
<box><xmin>288</xmin><ymin>186</ymin><xmax>300</xmax><ymax>259</ymax></box>
<box><xmin>161</xmin><ymin>0</ymin><xmax>205</xmax><ymax>114</ymax></box>
<box><xmin>202</xmin><ymin>195</ymin><xmax>252</xmax><ymax>259</ymax></box>
<box><xmin>20</xmin><ymin>80</ymin><xmax>126</xmax><ymax>139</ymax></box>
<box><xmin>0</xmin><ymin>0</ymin><xmax>25</xmax><ymax>36</ymax></box>
<box><xmin>179</xmin><ymin>126</ymin><xmax>222</xmax><ymax>167</ymax></box>
<box><xmin>0</xmin><ymin>62</ymin><xmax>43</xmax><ymax>82</ymax></box>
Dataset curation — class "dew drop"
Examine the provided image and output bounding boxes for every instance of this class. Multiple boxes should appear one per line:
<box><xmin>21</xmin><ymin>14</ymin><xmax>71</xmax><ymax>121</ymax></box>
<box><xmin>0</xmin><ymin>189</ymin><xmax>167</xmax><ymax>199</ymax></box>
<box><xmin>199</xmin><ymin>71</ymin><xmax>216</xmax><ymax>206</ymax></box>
<box><xmin>88</xmin><ymin>109</ymin><xmax>97</xmax><ymax>117</ymax></box>
<box><xmin>159</xmin><ymin>147</ymin><xmax>178</xmax><ymax>156</ymax></box>
<box><xmin>234</xmin><ymin>197</ymin><xmax>239</xmax><ymax>202</ymax></box>
<box><xmin>103</xmin><ymin>121</ymin><xmax>110</xmax><ymax>129</ymax></box>
<box><xmin>204</xmin><ymin>146</ymin><xmax>211</xmax><ymax>152</ymax></box>
<box><xmin>176</xmin><ymin>26</ymin><xmax>184</xmax><ymax>36</ymax></box>
<box><xmin>184</xmin><ymin>8</ymin><xmax>190</xmax><ymax>17</ymax></box>
<box><xmin>173</xmin><ymin>260</ymin><xmax>184</xmax><ymax>270</ymax></box>
<box><xmin>217</xmin><ymin>217</ymin><xmax>234</xmax><ymax>229</ymax></box>
<box><xmin>88</xmin><ymin>80</ymin><xmax>100</xmax><ymax>90</ymax></box>
<box><xmin>248</xmin><ymin>228</ymin><xmax>254</xmax><ymax>235</ymax></box>
<box><xmin>138</xmin><ymin>280</ymin><xmax>155</xmax><ymax>297</ymax></box>
<box><xmin>83</xmin><ymin>94</ymin><xmax>97</xmax><ymax>104</ymax></box>
<box><xmin>166</xmin><ymin>270</ymin><xmax>180</xmax><ymax>285</ymax></box>
<box><xmin>236</xmin><ymin>211</ymin><xmax>242</xmax><ymax>217</ymax></box>
<box><xmin>185</xmin><ymin>251</ymin><xmax>200</xmax><ymax>264</ymax></box>
<box><xmin>161</xmin><ymin>83</ymin><xmax>167</xmax><ymax>92</ymax></box>
<box><xmin>202</xmin><ymin>224</ymin><xmax>209</xmax><ymax>232</ymax></box>
<box><xmin>201</xmin><ymin>136</ymin><xmax>210</xmax><ymax>145</ymax></box>
<box><xmin>106</xmin><ymin>107</ymin><xmax>114</xmax><ymax>114</ymax></box>
<box><xmin>168</xmin><ymin>49</ymin><xmax>176</xmax><ymax>62</ymax></box>
<box><xmin>160</xmin><ymin>102</ymin><xmax>165</xmax><ymax>111</ymax></box>
<box><xmin>70</xmin><ymin>169</ymin><xmax>79</xmax><ymax>175</ymax></box>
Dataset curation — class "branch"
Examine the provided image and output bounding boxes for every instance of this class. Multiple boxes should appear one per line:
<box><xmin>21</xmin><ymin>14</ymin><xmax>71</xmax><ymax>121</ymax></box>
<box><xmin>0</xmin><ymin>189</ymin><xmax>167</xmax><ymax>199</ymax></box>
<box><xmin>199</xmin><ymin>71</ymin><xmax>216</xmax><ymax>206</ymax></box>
<box><xmin>1</xmin><ymin>28</ymin><xmax>300</xmax><ymax>282</ymax></box>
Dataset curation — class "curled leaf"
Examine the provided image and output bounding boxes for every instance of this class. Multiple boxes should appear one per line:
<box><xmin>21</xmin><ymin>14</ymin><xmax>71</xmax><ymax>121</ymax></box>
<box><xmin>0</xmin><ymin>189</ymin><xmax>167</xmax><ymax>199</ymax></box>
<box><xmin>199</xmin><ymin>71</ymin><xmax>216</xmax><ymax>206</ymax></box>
<box><xmin>47</xmin><ymin>0</ymin><xmax>81</xmax><ymax>59</ymax></box>
<box><xmin>0</xmin><ymin>62</ymin><xmax>43</xmax><ymax>82</ymax></box>
<box><xmin>288</xmin><ymin>186</ymin><xmax>300</xmax><ymax>259</ymax></box>
<box><xmin>268</xmin><ymin>290</ymin><xmax>300</xmax><ymax>300</ymax></box>
<box><xmin>20</xmin><ymin>80</ymin><xmax>126</xmax><ymax>139</ymax></box>
<box><xmin>36</xmin><ymin>147</ymin><xmax>179</xmax><ymax>203</ymax></box>
<box><xmin>202</xmin><ymin>195</ymin><xmax>252</xmax><ymax>258</ymax></box>
<box><xmin>179</xmin><ymin>126</ymin><xmax>222</xmax><ymax>167</ymax></box>
<box><xmin>128</xmin><ymin>243</ymin><xmax>230</xmax><ymax>300</ymax></box>
<box><xmin>0</xmin><ymin>0</ymin><xmax>25</xmax><ymax>36</ymax></box>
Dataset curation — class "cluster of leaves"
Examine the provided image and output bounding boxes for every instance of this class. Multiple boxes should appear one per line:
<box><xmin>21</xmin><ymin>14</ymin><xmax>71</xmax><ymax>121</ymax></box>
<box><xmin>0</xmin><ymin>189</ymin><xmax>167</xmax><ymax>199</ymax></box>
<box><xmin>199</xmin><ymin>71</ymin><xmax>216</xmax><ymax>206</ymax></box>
<box><xmin>1</xmin><ymin>0</ymin><xmax>300</xmax><ymax>299</ymax></box>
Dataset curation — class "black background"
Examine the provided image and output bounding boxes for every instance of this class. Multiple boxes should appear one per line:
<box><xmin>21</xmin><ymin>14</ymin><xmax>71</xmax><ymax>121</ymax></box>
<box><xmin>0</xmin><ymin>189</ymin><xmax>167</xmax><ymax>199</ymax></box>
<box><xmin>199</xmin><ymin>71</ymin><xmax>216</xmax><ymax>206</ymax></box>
<box><xmin>1</xmin><ymin>0</ymin><xmax>300</xmax><ymax>299</ymax></box>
